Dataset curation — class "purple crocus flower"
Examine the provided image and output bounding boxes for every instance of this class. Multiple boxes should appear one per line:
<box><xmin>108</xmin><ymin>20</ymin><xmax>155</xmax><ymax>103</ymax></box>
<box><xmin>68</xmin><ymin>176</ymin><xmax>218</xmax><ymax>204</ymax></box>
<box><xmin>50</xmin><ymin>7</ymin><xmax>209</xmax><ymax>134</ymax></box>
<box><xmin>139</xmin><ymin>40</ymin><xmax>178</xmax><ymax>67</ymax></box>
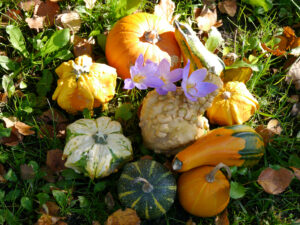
<box><xmin>124</xmin><ymin>54</ymin><xmax>163</xmax><ymax>90</ymax></box>
<box><xmin>154</xmin><ymin>59</ymin><xmax>183</xmax><ymax>95</ymax></box>
<box><xmin>181</xmin><ymin>60</ymin><xmax>218</xmax><ymax>101</ymax></box>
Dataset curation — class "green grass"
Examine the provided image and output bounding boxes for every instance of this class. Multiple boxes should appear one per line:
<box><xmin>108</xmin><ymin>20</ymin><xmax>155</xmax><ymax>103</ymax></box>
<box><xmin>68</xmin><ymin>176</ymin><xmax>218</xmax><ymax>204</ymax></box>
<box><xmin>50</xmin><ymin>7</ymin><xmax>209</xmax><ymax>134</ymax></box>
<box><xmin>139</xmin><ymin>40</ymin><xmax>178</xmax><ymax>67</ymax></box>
<box><xmin>0</xmin><ymin>0</ymin><xmax>300</xmax><ymax>224</ymax></box>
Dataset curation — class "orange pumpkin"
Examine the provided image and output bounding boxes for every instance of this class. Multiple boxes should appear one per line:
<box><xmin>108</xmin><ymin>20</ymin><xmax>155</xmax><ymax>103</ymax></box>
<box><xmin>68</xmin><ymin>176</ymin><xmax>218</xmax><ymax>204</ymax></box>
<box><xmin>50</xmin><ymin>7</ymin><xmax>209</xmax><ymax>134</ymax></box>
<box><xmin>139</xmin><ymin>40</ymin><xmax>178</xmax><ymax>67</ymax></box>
<box><xmin>105</xmin><ymin>13</ymin><xmax>181</xmax><ymax>79</ymax></box>
<box><xmin>177</xmin><ymin>163</ymin><xmax>231</xmax><ymax>217</ymax></box>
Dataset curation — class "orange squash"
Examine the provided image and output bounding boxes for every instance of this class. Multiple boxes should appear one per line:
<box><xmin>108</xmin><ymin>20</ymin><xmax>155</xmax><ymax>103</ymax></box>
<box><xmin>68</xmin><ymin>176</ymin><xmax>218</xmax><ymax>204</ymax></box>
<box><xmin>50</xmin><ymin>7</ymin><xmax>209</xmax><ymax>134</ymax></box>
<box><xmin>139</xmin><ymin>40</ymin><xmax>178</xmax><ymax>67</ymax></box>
<box><xmin>105</xmin><ymin>13</ymin><xmax>181</xmax><ymax>79</ymax></box>
<box><xmin>178</xmin><ymin>163</ymin><xmax>231</xmax><ymax>217</ymax></box>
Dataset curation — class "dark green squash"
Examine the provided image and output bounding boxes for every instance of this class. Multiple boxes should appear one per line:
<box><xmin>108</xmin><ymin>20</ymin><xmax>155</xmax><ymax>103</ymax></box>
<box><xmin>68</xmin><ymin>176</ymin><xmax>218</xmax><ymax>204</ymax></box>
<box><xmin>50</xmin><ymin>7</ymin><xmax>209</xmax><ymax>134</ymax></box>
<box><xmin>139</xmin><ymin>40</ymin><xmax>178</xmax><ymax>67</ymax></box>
<box><xmin>117</xmin><ymin>159</ymin><xmax>176</xmax><ymax>219</ymax></box>
<box><xmin>172</xmin><ymin>125</ymin><xmax>265</xmax><ymax>172</ymax></box>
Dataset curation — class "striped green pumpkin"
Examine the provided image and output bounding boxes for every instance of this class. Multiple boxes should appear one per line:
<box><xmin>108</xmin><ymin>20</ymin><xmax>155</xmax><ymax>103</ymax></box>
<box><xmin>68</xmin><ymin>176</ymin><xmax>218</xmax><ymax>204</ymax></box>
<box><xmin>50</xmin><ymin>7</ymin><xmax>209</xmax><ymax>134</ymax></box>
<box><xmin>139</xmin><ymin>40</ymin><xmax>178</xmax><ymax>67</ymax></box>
<box><xmin>118</xmin><ymin>159</ymin><xmax>176</xmax><ymax>219</ymax></box>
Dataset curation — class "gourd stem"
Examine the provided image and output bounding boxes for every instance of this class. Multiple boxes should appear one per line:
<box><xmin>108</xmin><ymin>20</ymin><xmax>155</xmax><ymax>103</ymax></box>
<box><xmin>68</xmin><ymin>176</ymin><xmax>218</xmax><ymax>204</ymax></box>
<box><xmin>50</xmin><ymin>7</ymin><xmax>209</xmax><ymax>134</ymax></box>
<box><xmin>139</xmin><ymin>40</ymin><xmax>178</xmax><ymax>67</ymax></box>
<box><xmin>144</xmin><ymin>30</ymin><xmax>161</xmax><ymax>44</ymax></box>
<box><xmin>222</xmin><ymin>91</ymin><xmax>231</xmax><ymax>99</ymax></box>
<box><xmin>206</xmin><ymin>163</ymin><xmax>231</xmax><ymax>183</ymax></box>
<box><xmin>134</xmin><ymin>177</ymin><xmax>154</xmax><ymax>193</ymax></box>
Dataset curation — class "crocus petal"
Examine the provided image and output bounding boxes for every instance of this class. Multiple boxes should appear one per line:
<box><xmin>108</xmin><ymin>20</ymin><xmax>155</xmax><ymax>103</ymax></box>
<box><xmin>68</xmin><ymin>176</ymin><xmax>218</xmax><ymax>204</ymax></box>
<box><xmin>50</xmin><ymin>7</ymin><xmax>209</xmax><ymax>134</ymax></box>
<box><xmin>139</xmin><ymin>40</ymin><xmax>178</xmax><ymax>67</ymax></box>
<box><xmin>195</xmin><ymin>82</ymin><xmax>218</xmax><ymax>97</ymax></box>
<box><xmin>158</xmin><ymin>59</ymin><xmax>171</xmax><ymax>76</ymax></box>
<box><xmin>168</xmin><ymin>68</ymin><xmax>183</xmax><ymax>82</ymax></box>
<box><xmin>145</xmin><ymin>75</ymin><xmax>164</xmax><ymax>88</ymax></box>
<box><xmin>163</xmin><ymin>82</ymin><xmax>177</xmax><ymax>92</ymax></box>
<box><xmin>183</xmin><ymin>88</ymin><xmax>197</xmax><ymax>101</ymax></box>
<box><xmin>182</xmin><ymin>60</ymin><xmax>190</xmax><ymax>81</ymax></box>
<box><xmin>142</xmin><ymin>63</ymin><xmax>159</xmax><ymax>76</ymax></box>
<box><xmin>130</xmin><ymin>66</ymin><xmax>140</xmax><ymax>78</ymax></box>
<box><xmin>135</xmin><ymin>82</ymin><xmax>148</xmax><ymax>90</ymax></box>
<box><xmin>156</xmin><ymin>87</ymin><xmax>168</xmax><ymax>95</ymax></box>
<box><xmin>123</xmin><ymin>79</ymin><xmax>135</xmax><ymax>89</ymax></box>
<box><xmin>188</xmin><ymin>68</ymin><xmax>207</xmax><ymax>83</ymax></box>
<box><xmin>135</xmin><ymin>54</ymin><xmax>144</xmax><ymax>70</ymax></box>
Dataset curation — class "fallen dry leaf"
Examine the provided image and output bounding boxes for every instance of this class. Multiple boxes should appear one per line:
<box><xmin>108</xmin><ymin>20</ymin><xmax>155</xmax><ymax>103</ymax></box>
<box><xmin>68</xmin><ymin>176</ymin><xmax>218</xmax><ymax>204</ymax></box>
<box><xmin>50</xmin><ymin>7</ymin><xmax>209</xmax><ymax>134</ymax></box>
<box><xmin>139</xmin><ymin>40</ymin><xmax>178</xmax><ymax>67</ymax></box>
<box><xmin>38</xmin><ymin>109</ymin><xmax>68</xmax><ymax>139</ymax></box>
<box><xmin>291</xmin><ymin>103</ymin><xmax>300</xmax><ymax>118</ymax></box>
<box><xmin>2</xmin><ymin>9</ymin><xmax>22</xmax><ymax>22</ymax></box>
<box><xmin>186</xmin><ymin>218</ymin><xmax>196</xmax><ymax>225</ymax></box>
<box><xmin>257</xmin><ymin>167</ymin><xmax>294</xmax><ymax>195</ymax></box>
<box><xmin>290</xmin><ymin>167</ymin><xmax>300</xmax><ymax>181</ymax></box>
<box><xmin>105</xmin><ymin>208</ymin><xmax>141</xmax><ymax>225</ymax></box>
<box><xmin>218</xmin><ymin>0</ymin><xmax>237</xmax><ymax>17</ymax></box>
<box><xmin>36</xmin><ymin>213</ymin><xmax>61</xmax><ymax>225</ymax></box>
<box><xmin>20</xmin><ymin>164</ymin><xmax>35</xmax><ymax>180</ymax></box>
<box><xmin>215</xmin><ymin>209</ymin><xmax>229</xmax><ymax>225</ymax></box>
<box><xmin>42</xmin><ymin>202</ymin><xmax>60</xmax><ymax>216</ymax></box>
<box><xmin>0</xmin><ymin>117</ymin><xmax>35</xmax><ymax>146</ymax></box>
<box><xmin>46</xmin><ymin>149</ymin><xmax>66</xmax><ymax>173</ymax></box>
<box><xmin>267</xmin><ymin>119</ymin><xmax>283</xmax><ymax>135</ymax></box>
<box><xmin>105</xmin><ymin>192</ymin><xmax>115</xmax><ymax>210</ymax></box>
<box><xmin>55</xmin><ymin>11</ymin><xmax>81</xmax><ymax>34</ymax></box>
<box><xmin>26</xmin><ymin>0</ymin><xmax>60</xmax><ymax>31</ymax></box>
<box><xmin>195</xmin><ymin>4</ymin><xmax>218</xmax><ymax>32</ymax></box>
<box><xmin>41</xmin><ymin>166</ymin><xmax>56</xmax><ymax>183</ymax></box>
<box><xmin>0</xmin><ymin>92</ymin><xmax>8</xmax><ymax>104</ymax></box>
<box><xmin>286</xmin><ymin>58</ymin><xmax>300</xmax><ymax>90</ymax></box>
<box><xmin>73</xmin><ymin>36</ymin><xmax>93</xmax><ymax>57</ymax></box>
<box><xmin>222</xmin><ymin>53</ymin><xmax>238</xmax><ymax>66</ymax></box>
<box><xmin>19</xmin><ymin>0</ymin><xmax>42</xmax><ymax>12</ymax></box>
<box><xmin>0</xmin><ymin>163</ymin><xmax>6</xmax><ymax>183</ymax></box>
<box><xmin>154</xmin><ymin>0</ymin><xmax>175</xmax><ymax>24</ymax></box>
<box><xmin>84</xmin><ymin>0</ymin><xmax>97</xmax><ymax>9</ymax></box>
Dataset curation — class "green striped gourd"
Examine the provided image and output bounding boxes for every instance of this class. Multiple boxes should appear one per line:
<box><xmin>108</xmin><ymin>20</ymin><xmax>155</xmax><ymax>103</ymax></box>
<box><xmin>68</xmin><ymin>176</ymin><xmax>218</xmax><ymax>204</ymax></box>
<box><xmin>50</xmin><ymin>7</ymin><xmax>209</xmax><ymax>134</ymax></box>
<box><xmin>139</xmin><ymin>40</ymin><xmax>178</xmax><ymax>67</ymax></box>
<box><xmin>118</xmin><ymin>159</ymin><xmax>176</xmax><ymax>219</ymax></box>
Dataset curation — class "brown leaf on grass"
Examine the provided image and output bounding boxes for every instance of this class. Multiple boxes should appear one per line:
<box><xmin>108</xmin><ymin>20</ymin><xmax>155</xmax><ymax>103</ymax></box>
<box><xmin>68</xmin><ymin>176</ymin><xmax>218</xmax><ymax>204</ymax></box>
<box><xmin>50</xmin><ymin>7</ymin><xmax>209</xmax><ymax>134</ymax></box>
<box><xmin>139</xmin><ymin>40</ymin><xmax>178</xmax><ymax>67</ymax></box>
<box><xmin>0</xmin><ymin>117</ymin><xmax>35</xmax><ymax>146</ymax></box>
<box><xmin>25</xmin><ymin>16</ymin><xmax>45</xmax><ymax>31</ymax></box>
<box><xmin>186</xmin><ymin>218</ymin><xmax>196</xmax><ymax>225</ymax></box>
<box><xmin>73</xmin><ymin>36</ymin><xmax>93</xmax><ymax>57</ymax></box>
<box><xmin>0</xmin><ymin>163</ymin><xmax>6</xmax><ymax>183</ymax></box>
<box><xmin>195</xmin><ymin>5</ymin><xmax>219</xmax><ymax>32</ymax></box>
<box><xmin>105</xmin><ymin>208</ymin><xmax>141</xmax><ymax>225</ymax></box>
<box><xmin>36</xmin><ymin>213</ymin><xmax>61</xmax><ymax>225</ymax></box>
<box><xmin>25</xmin><ymin>0</ymin><xmax>60</xmax><ymax>31</ymax></box>
<box><xmin>55</xmin><ymin>11</ymin><xmax>81</xmax><ymax>34</ymax></box>
<box><xmin>290</xmin><ymin>167</ymin><xmax>300</xmax><ymax>181</ymax></box>
<box><xmin>255</xmin><ymin>120</ymin><xmax>282</xmax><ymax>146</ymax></box>
<box><xmin>267</xmin><ymin>119</ymin><xmax>283</xmax><ymax>135</ymax></box>
<box><xmin>215</xmin><ymin>209</ymin><xmax>229</xmax><ymax>225</ymax></box>
<box><xmin>222</xmin><ymin>53</ymin><xmax>238</xmax><ymax>66</ymax></box>
<box><xmin>105</xmin><ymin>192</ymin><xmax>115</xmax><ymax>210</ymax></box>
<box><xmin>291</xmin><ymin>103</ymin><xmax>300</xmax><ymax>118</ymax></box>
<box><xmin>20</xmin><ymin>164</ymin><xmax>35</xmax><ymax>180</ymax></box>
<box><xmin>286</xmin><ymin>58</ymin><xmax>300</xmax><ymax>90</ymax></box>
<box><xmin>41</xmin><ymin>166</ymin><xmax>56</xmax><ymax>183</ymax></box>
<box><xmin>19</xmin><ymin>0</ymin><xmax>42</xmax><ymax>12</ymax></box>
<box><xmin>0</xmin><ymin>92</ymin><xmax>8</xmax><ymax>104</ymax></box>
<box><xmin>46</xmin><ymin>149</ymin><xmax>66</xmax><ymax>173</ymax></box>
<box><xmin>38</xmin><ymin>109</ymin><xmax>68</xmax><ymax>139</ymax></box>
<box><xmin>42</xmin><ymin>202</ymin><xmax>60</xmax><ymax>216</ymax></box>
<box><xmin>218</xmin><ymin>0</ymin><xmax>237</xmax><ymax>17</ymax></box>
<box><xmin>154</xmin><ymin>0</ymin><xmax>175</xmax><ymax>24</ymax></box>
<box><xmin>257</xmin><ymin>167</ymin><xmax>294</xmax><ymax>195</ymax></box>
<box><xmin>2</xmin><ymin>9</ymin><xmax>22</xmax><ymax>22</ymax></box>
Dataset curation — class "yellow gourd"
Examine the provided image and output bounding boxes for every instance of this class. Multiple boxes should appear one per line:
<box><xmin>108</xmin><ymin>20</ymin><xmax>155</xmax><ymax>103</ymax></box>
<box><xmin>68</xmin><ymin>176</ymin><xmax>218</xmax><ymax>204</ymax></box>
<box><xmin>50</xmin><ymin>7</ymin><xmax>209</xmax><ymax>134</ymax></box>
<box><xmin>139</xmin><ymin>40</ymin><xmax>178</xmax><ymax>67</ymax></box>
<box><xmin>206</xmin><ymin>81</ymin><xmax>259</xmax><ymax>125</ymax></box>
<box><xmin>52</xmin><ymin>55</ymin><xmax>117</xmax><ymax>114</ymax></box>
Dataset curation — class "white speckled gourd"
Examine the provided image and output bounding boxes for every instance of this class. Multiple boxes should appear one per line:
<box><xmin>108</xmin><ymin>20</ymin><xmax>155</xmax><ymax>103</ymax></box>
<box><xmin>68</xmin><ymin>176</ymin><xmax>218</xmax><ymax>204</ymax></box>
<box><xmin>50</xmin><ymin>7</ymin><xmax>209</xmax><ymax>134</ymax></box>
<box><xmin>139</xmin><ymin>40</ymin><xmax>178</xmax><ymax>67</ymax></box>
<box><xmin>139</xmin><ymin>73</ymin><xmax>223</xmax><ymax>155</ymax></box>
<box><xmin>63</xmin><ymin>117</ymin><xmax>133</xmax><ymax>179</ymax></box>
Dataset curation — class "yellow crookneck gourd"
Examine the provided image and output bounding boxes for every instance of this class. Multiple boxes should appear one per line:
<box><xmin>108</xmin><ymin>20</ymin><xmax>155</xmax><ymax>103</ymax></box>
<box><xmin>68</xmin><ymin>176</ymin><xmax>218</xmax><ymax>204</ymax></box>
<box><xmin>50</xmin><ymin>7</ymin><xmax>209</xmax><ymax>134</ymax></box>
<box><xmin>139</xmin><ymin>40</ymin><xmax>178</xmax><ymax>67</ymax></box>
<box><xmin>52</xmin><ymin>55</ymin><xmax>117</xmax><ymax>114</ymax></box>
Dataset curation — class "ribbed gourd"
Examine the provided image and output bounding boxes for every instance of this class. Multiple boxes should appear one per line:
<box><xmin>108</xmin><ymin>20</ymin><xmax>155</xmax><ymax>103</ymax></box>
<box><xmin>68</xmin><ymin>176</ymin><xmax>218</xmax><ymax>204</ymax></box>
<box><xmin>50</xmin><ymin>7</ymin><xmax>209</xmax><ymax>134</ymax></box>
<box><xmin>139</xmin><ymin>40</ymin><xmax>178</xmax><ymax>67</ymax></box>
<box><xmin>63</xmin><ymin>117</ymin><xmax>132</xmax><ymax>179</ymax></box>
<box><xmin>118</xmin><ymin>159</ymin><xmax>176</xmax><ymax>219</ymax></box>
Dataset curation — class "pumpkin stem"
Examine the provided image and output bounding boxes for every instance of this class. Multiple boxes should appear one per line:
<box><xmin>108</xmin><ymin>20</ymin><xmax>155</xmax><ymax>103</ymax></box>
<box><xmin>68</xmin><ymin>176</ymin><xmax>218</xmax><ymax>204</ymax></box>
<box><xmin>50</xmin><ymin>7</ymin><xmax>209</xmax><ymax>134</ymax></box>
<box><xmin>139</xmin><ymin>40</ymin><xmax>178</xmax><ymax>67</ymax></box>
<box><xmin>144</xmin><ymin>30</ymin><xmax>161</xmax><ymax>44</ymax></box>
<box><xmin>222</xmin><ymin>91</ymin><xmax>231</xmax><ymax>99</ymax></box>
<box><xmin>206</xmin><ymin>163</ymin><xmax>231</xmax><ymax>183</ymax></box>
<box><xmin>172</xmin><ymin>158</ymin><xmax>183</xmax><ymax>171</ymax></box>
<box><xmin>134</xmin><ymin>177</ymin><xmax>154</xmax><ymax>193</ymax></box>
<box><xmin>92</xmin><ymin>131</ymin><xmax>108</xmax><ymax>144</ymax></box>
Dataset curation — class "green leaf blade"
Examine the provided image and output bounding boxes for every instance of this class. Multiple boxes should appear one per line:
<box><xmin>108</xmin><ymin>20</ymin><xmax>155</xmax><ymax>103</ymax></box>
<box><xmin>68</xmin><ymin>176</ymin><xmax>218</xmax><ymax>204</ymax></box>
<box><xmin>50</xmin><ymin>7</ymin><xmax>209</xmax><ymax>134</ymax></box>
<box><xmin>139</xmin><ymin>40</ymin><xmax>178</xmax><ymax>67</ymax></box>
<box><xmin>6</xmin><ymin>25</ymin><xmax>29</xmax><ymax>58</ymax></box>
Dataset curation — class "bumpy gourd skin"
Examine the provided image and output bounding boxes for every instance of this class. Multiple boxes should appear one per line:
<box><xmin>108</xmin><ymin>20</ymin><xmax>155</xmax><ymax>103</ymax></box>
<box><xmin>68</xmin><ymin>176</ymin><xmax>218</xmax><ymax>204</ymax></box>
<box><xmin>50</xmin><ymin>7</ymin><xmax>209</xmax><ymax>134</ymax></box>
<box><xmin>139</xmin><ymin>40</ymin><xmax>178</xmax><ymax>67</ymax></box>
<box><xmin>139</xmin><ymin>73</ymin><xmax>222</xmax><ymax>155</ymax></box>
<box><xmin>52</xmin><ymin>55</ymin><xmax>117</xmax><ymax>114</ymax></box>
